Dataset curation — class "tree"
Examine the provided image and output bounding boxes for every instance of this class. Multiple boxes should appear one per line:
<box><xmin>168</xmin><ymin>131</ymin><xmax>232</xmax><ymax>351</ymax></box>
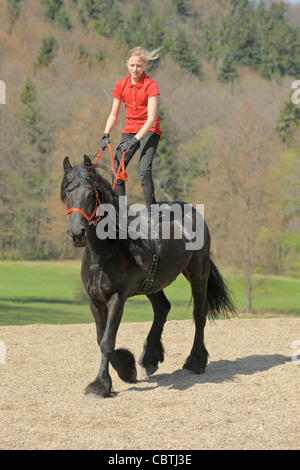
<box><xmin>275</xmin><ymin>92</ymin><xmax>300</xmax><ymax>145</ymax></box>
<box><xmin>81</xmin><ymin>0</ymin><xmax>122</xmax><ymax>38</ymax></box>
<box><xmin>123</xmin><ymin>2</ymin><xmax>149</xmax><ymax>48</ymax></box>
<box><xmin>264</xmin><ymin>149</ymin><xmax>300</xmax><ymax>275</ymax></box>
<box><xmin>172</xmin><ymin>28</ymin><xmax>202</xmax><ymax>78</ymax></box>
<box><xmin>8</xmin><ymin>76</ymin><xmax>52</xmax><ymax>258</ymax></box>
<box><xmin>7</xmin><ymin>0</ymin><xmax>20</xmax><ymax>20</ymax></box>
<box><xmin>217</xmin><ymin>49</ymin><xmax>237</xmax><ymax>83</ymax></box>
<box><xmin>150</xmin><ymin>16</ymin><xmax>165</xmax><ymax>49</ymax></box>
<box><xmin>201</xmin><ymin>0</ymin><xmax>300</xmax><ymax>81</ymax></box>
<box><xmin>35</xmin><ymin>35</ymin><xmax>58</xmax><ymax>69</ymax></box>
<box><xmin>40</xmin><ymin>0</ymin><xmax>72</xmax><ymax>29</ymax></box>
<box><xmin>196</xmin><ymin>98</ymin><xmax>278</xmax><ymax>312</ymax></box>
<box><xmin>18</xmin><ymin>76</ymin><xmax>45</xmax><ymax>151</ymax></box>
<box><xmin>172</xmin><ymin>0</ymin><xmax>190</xmax><ymax>17</ymax></box>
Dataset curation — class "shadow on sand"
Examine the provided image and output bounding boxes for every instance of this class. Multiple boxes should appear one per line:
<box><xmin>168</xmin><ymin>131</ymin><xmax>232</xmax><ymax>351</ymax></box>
<box><xmin>126</xmin><ymin>353</ymin><xmax>290</xmax><ymax>393</ymax></box>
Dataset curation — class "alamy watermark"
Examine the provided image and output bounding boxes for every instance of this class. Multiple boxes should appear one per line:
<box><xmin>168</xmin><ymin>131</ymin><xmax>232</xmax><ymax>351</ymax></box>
<box><xmin>95</xmin><ymin>197</ymin><xmax>205</xmax><ymax>250</ymax></box>
<box><xmin>291</xmin><ymin>80</ymin><xmax>300</xmax><ymax>105</ymax></box>
<box><xmin>0</xmin><ymin>80</ymin><xmax>6</xmax><ymax>105</ymax></box>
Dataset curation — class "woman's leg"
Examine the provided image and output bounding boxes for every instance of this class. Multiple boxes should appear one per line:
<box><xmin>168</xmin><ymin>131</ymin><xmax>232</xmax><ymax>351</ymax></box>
<box><xmin>139</xmin><ymin>132</ymin><xmax>160</xmax><ymax>209</ymax></box>
<box><xmin>112</xmin><ymin>133</ymin><xmax>139</xmax><ymax>196</ymax></box>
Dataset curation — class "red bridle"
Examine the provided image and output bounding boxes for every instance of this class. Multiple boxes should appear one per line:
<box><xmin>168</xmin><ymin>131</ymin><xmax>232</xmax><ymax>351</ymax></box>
<box><xmin>66</xmin><ymin>184</ymin><xmax>102</xmax><ymax>226</ymax></box>
<box><xmin>65</xmin><ymin>143</ymin><xmax>127</xmax><ymax>225</ymax></box>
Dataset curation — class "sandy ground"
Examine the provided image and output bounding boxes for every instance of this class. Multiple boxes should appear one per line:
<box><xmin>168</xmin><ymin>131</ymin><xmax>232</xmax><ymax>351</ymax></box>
<box><xmin>0</xmin><ymin>318</ymin><xmax>299</xmax><ymax>450</ymax></box>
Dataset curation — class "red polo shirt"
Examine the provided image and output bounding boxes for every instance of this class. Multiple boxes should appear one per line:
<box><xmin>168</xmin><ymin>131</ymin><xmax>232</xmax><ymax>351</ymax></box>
<box><xmin>112</xmin><ymin>72</ymin><xmax>162</xmax><ymax>136</ymax></box>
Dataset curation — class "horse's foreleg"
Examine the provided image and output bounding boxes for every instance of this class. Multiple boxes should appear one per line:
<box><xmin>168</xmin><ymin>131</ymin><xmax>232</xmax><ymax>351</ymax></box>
<box><xmin>89</xmin><ymin>298</ymin><xmax>107</xmax><ymax>348</ymax></box>
<box><xmin>139</xmin><ymin>290</ymin><xmax>171</xmax><ymax>376</ymax></box>
<box><xmin>85</xmin><ymin>294</ymin><xmax>126</xmax><ymax>398</ymax></box>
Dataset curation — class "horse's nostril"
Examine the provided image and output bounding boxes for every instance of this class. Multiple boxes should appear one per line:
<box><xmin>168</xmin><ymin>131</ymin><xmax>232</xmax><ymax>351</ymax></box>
<box><xmin>75</xmin><ymin>228</ymin><xmax>86</xmax><ymax>240</ymax></box>
<box><xmin>68</xmin><ymin>228</ymin><xmax>86</xmax><ymax>242</ymax></box>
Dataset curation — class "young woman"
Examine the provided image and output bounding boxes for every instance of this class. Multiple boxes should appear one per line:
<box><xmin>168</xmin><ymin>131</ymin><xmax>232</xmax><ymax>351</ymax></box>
<box><xmin>99</xmin><ymin>47</ymin><xmax>162</xmax><ymax>210</ymax></box>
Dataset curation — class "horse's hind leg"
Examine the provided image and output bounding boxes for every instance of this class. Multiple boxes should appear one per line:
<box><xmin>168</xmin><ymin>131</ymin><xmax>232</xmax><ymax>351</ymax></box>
<box><xmin>139</xmin><ymin>290</ymin><xmax>171</xmax><ymax>376</ymax></box>
<box><xmin>183</xmin><ymin>255</ymin><xmax>210</xmax><ymax>374</ymax></box>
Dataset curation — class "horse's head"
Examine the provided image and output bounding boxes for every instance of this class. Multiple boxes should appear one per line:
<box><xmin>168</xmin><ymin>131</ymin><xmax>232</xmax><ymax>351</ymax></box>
<box><xmin>61</xmin><ymin>155</ymin><xmax>100</xmax><ymax>247</ymax></box>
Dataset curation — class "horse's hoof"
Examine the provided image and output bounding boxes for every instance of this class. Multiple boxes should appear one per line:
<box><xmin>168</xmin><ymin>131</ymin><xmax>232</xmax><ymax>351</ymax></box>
<box><xmin>85</xmin><ymin>380</ymin><xmax>112</xmax><ymax>398</ymax></box>
<box><xmin>140</xmin><ymin>364</ymin><xmax>158</xmax><ymax>377</ymax></box>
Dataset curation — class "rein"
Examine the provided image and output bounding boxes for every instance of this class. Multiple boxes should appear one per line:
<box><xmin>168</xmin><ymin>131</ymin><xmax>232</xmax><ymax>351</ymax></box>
<box><xmin>94</xmin><ymin>142</ymin><xmax>128</xmax><ymax>191</ymax></box>
<box><xmin>65</xmin><ymin>144</ymin><xmax>128</xmax><ymax>225</ymax></box>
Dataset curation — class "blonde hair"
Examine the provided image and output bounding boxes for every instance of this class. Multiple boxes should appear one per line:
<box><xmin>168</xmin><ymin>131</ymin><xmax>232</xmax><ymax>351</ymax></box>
<box><xmin>126</xmin><ymin>47</ymin><xmax>161</xmax><ymax>65</ymax></box>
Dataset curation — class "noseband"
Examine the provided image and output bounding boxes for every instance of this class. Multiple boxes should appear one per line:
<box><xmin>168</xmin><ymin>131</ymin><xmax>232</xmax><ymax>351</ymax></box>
<box><xmin>66</xmin><ymin>184</ymin><xmax>102</xmax><ymax>226</ymax></box>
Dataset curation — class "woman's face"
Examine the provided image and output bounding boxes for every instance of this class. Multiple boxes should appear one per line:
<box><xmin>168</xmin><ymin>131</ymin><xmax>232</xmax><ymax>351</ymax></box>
<box><xmin>127</xmin><ymin>56</ymin><xmax>147</xmax><ymax>82</ymax></box>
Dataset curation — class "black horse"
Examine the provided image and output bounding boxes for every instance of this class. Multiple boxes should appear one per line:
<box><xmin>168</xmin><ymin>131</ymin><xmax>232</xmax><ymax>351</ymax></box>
<box><xmin>61</xmin><ymin>155</ymin><xmax>236</xmax><ymax>398</ymax></box>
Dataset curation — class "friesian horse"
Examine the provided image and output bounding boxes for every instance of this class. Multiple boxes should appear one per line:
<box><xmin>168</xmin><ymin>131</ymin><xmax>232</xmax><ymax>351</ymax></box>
<box><xmin>61</xmin><ymin>155</ymin><xmax>235</xmax><ymax>398</ymax></box>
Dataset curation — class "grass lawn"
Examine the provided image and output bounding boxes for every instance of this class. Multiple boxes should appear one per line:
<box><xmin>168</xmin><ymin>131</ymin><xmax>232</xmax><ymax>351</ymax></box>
<box><xmin>0</xmin><ymin>261</ymin><xmax>299</xmax><ymax>326</ymax></box>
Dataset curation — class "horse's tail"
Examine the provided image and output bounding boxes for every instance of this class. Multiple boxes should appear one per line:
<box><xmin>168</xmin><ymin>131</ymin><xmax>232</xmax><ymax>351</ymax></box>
<box><xmin>207</xmin><ymin>257</ymin><xmax>236</xmax><ymax>320</ymax></box>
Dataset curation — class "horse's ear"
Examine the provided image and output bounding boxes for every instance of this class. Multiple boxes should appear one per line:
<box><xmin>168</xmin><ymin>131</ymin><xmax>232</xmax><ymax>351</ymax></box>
<box><xmin>83</xmin><ymin>154</ymin><xmax>92</xmax><ymax>168</ymax></box>
<box><xmin>63</xmin><ymin>156</ymin><xmax>72</xmax><ymax>173</ymax></box>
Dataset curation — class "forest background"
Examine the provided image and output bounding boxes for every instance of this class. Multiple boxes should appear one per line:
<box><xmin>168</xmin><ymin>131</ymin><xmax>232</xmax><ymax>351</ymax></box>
<box><xmin>0</xmin><ymin>0</ymin><xmax>300</xmax><ymax>313</ymax></box>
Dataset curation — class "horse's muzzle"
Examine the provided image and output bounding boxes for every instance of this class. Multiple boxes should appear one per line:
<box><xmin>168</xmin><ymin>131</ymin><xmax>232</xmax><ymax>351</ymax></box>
<box><xmin>67</xmin><ymin>227</ymin><xmax>87</xmax><ymax>247</ymax></box>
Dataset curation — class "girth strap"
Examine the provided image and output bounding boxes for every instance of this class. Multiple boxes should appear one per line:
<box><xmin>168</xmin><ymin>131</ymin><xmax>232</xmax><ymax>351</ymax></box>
<box><xmin>138</xmin><ymin>237</ymin><xmax>159</xmax><ymax>293</ymax></box>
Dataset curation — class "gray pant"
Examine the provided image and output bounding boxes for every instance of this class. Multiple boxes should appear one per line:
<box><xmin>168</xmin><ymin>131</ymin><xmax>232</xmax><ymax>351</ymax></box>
<box><xmin>113</xmin><ymin>131</ymin><xmax>160</xmax><ymax>209</ymax></box>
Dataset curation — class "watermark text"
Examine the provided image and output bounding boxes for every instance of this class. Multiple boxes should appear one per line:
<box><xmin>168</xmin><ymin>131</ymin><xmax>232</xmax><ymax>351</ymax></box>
<box><xmin>96</xmin><ymin>198</ymin><xmax>204</xmax><ymax>250</ymax></box>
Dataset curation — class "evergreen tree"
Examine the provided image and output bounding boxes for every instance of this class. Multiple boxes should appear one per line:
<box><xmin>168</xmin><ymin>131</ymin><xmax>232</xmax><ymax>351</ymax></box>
<box><xmin>35</xmin><ymin>35</ymin><xmax>58</xmax><ymax>69</ymax></box>
<box><xmin>95</xmin><ymin>1</ymin><xmax>122</xmax><ymax>38</ymax></box>
<box><xmin>228</xmin><ymin>1</ymin><xmax>256</xmax><ymax>65</ymax></box>
<box><xmin>172</xmin><ymin>0</ymin><xmax>189</xmax><ymax>17</ymax></box>
<box><xmin>275</xmin><ymin>92</ymin><xmax>300</xmax><ymax>144</ymax></box>
<box><xmin>201</xmin><ymin>0</ymin><xmax>300</xmax><ymax>81</ymax></box>
<box><xmin>81</xmin><ymin>0</ymin><xmax>101</xmax><ymax>19</ymax></box>
<box><xmin>55</xmin><ymin>4</ymin><xmax>72</xmax><ymax>29</ymax></box>
<box><xmin>12</xmin><ymin>76</ymin><xmax>51</xmax><ymax>257</ymax></box>
<box><xmin>202</xmin><ymin>18</ymin><xmax>219</xmax><ymax>61</ymax></box>
<box><xmin>7</xmin><ymin>0</ymin><xmax>21</xmax><ymax>20</ymax></box>
<box><xmin>19</xmin><ymin>76</ymin><xmax>37</xmax><ymax>105</ymax></box>
<box><xmin>172</xmin><ymin>29</ymin><xmax>202</xmax><ymax>78</ymax></box>
<box><xmin>123</xmin><ymin>2</ymin><xmax>149</xmax><ymax>48</ymax></box>
<box><xmin>18</xmin><ymin>76</ymin><xmax>44</xmax><ymax>149</ymax></box>
<box><xmin>81</xmin><ymin>0</ymin><xmax>122</xmax><ymax>38</ymax></box>
<box><xmin>40</xmin><ymin>0</ymin><xmax>71</xmax><ymax>29</ymax></box>
<box><xmin>150</xmin><ymin>16</ymin><xmax>165</xmax><ymax>49</ymax></box>
<box><xmin>217</xmin><ymin>49</ymin><xmax>237</xmax><ymax>83</ymax></box>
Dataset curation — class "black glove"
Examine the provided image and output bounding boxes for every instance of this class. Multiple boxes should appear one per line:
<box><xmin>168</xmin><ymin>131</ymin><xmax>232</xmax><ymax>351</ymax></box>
<box><xmin>99</xmin><ymin>133</ymin><xmax>110</xmax><ymax>151</ymax></box>
<box><xmin>119</xmin><ymin>136</ymin><xmax>139</xmax><ymax>155</ymax></box>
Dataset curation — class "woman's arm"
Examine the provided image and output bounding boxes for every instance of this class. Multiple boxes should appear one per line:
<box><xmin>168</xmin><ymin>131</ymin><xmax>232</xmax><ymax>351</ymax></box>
<box><xmin>135</xmin><ymin>95</ymin><xmax>158</xmax><ymax>141</ymax></box>
<box><xmin>104</xmin><ymin>98</ymin><xmax>122</xmax><ymax>134</ymax></box>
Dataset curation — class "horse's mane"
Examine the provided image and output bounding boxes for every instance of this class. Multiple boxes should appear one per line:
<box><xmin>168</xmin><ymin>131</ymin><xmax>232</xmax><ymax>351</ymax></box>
<box><xmin>61</xmin><ymin>159</ymin><xmax>152</xmax><ymax>266</ymax></box>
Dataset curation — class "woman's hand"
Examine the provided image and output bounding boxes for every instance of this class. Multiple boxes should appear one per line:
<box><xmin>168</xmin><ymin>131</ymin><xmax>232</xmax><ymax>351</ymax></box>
<box><xmin>99</xmin><ymin>133</ymin><xmax>110</xmax><ymax>151</ymax></box>
<box><xmin>119</xmin><ymin>136</ymin><xmax>139</xmax><ymax>156</ymax></box>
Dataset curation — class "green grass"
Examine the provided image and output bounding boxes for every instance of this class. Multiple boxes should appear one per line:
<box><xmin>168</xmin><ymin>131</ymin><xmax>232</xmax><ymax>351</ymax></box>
<box><xmin>227</xmin><ymin>274</ymin><xmax>300</xmax><ymax>316</ymax></box>
<box><xmin>0</xmin><ymin>261</ymin><xmax>299</xmax><ymax>326</ymax></box>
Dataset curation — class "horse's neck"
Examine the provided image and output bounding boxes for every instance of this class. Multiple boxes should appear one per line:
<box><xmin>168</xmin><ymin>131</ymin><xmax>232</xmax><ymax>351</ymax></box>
<box><xmin>84</xmin><ymin>218</ymin><xmax>152</xmax><ymax>269</ymax></box>
<box><xmin>84</xmin><ymin>224</ymin><xmax>129</xmax><ymax>264</ymax></box>
<box><xmin>85</xmin><ymin>225</ymin><xmax>111</xmax><ymax>262</ymax></box>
